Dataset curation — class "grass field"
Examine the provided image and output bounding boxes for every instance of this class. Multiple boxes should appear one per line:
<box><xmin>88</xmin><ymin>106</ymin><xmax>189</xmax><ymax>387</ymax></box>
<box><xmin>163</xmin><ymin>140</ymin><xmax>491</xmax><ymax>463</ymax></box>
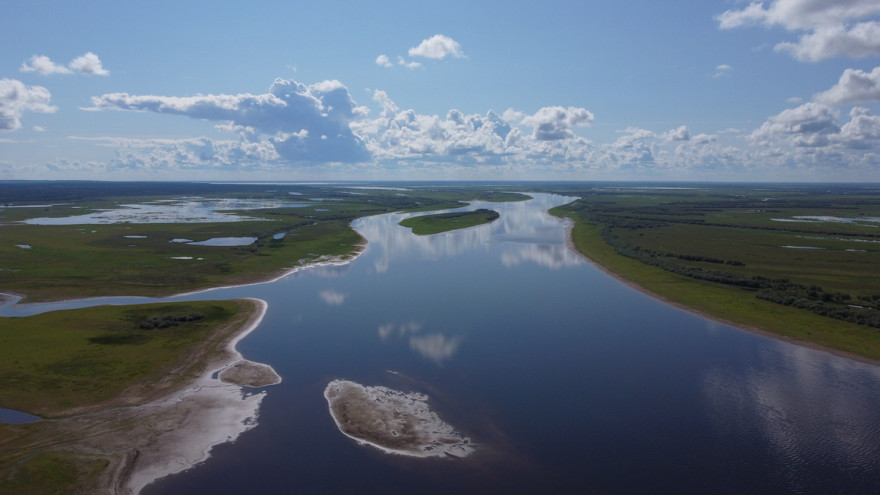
<box><xmin>0</xmin><ymin>300</ymin><xmax>253</xmax><ymax>417</ymax></box>
<box><xmin>548</xmin><ymin>183</ymin><xmax>880</xmax><ymax>362</ymax></box>
<box><xmin>399</xmin><ymin>208</ymin><xmax>500</xmax><ymax>235</ymax></box>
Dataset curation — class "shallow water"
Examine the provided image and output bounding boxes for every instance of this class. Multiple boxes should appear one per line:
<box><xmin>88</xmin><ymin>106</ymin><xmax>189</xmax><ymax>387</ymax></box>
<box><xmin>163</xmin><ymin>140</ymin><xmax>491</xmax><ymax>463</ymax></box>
<box><xmin>20</xmin><ymin>198</ymin><xmax>307</xmax><ymax>225</ymax></box>
<box><xmin>6</xmin><ymin>194</ymin><xmax>880</xmax><ymax>494</ymax></box>
<box><xmin>0</xmin><ymin>407</ymin><xmax>40</xmax><ymax>424</ymax></box>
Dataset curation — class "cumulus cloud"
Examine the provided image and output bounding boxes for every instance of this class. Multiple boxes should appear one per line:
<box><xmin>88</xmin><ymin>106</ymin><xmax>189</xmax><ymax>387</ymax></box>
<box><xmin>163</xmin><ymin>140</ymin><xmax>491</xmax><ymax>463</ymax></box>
<box><xmin>717</xmin><ymin>0</ymin><xmax>880</xmax><ymax>61</ymax></box>
<box><xmin>408</xmin><ymin>34</ymin><xmax>465</xmax><ymax>59</ymax></box>
<box><xmin>0</xmin><ymin>79</ymin><xmax>57</xmax><ymax>131</ymax></box>
<box><xmin>90</xmin><ymin>78</ymin><xmax>370</xmax><ymax>163</ymax></box>
<box><xmin>752</xmin><ymin>65</ymin><xmax>880</xmax><ymax>153</ymax></box>
<box><xmin>663</xmin><ymin>125</ymin><xmax>691</xmax><ymax>141</ymax></box>
<box><xmin>838</xmin><ymin>106</ymin><xmax>880</xmax><ymax>148</ymax></box>
<box><xmin>71</xmin><ymin>71</ymin><xmax>880</xmax><ymax>180</ymax></box>
<box><xmin>351</xmin><ymin>91</ymin><xmax>515</xmax><ymax>160</ymax></box>
<box><xmin>751</xmin><ymin>101</ymin><xmax>840</xmax><ymax>147</ymax></box>
<box><xmin>71</xmin><ymin>135</ymin><xmax>280</xmax><ymax>171</ymax></box>
<box><xmin>521</xmin><ymin>106</ymin><xmax>594</xmax><ymax>140</ymax></box>
<box><xmin>375</xmin><ymin>54</ymin><xmax>393</xmax><ymax>68</ymax></box>
<box><xmin>20</xmin><ymin>52</ymin><xmax>109</xmax><ymax>75</ymax></box>
<box><xmin>68</xmin><ymin>52</ymin><xmax>109</xmax><ymax>75</ymax></box>
<box><xmin>397</xmin><ymin>56</ymin><xmax>421</xmax><ymax>69</ymax></box>
<box><xmin>815</xmin><ymin>66</ymin><xmax>880</xmax><ymax>104</ymax></box>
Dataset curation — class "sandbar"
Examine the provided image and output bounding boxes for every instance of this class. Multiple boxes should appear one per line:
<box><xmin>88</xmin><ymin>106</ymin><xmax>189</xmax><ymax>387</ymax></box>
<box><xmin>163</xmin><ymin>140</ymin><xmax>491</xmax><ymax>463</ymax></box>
<box><xmin>324</xmin><ymin>379</ymin><xmax>474</xmax><ymax>459</ymax></box>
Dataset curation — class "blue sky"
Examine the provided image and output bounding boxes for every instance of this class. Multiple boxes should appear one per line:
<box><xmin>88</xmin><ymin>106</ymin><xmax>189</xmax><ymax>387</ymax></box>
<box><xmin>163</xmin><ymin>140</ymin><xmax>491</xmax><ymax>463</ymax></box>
<box><xmin>2</xmin><ymin>0</ymin><xmax>880</xmax><ymax>182</ymax></box>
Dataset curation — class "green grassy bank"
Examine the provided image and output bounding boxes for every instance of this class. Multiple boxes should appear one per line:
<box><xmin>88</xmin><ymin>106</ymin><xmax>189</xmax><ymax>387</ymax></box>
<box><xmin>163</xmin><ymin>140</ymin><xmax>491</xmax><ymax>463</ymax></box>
<box><xmin>551</xmin><ymin>194</ymin><xmax>880</xmax><ymax>363</ymax></box>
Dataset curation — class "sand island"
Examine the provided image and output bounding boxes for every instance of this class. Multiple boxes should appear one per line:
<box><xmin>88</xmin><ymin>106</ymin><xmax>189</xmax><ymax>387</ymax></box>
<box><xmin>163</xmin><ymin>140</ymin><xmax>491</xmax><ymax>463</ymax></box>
<box><xmin>324</xmin><ymin>379</ymin><xmax>474</xmax><ymax>458</ymax></box>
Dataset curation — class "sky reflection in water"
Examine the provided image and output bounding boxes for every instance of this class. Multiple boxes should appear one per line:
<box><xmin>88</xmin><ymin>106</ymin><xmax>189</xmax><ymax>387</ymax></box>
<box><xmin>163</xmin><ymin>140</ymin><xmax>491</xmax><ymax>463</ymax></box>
<box><xmin>21</xmin><ymin>198</ymin><xmax>307</xmax><ymax>225</ymax></box>
<box><xmin>6</xmin><ymin>193</ymin><xmax>880</xmax><ymax>493</ymax></box>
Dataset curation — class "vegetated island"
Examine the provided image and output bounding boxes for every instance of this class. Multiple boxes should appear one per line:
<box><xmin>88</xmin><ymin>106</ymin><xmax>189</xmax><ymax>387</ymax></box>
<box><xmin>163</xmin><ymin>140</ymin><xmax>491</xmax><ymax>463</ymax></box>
<box><xmin>400</xmin><ymin>208</ymin><xmax>500</xmax><ymax>235</ymax></box>
<box><xmin>324</xmin><ymin>379</ymin><xmax>474</xmax><ymax>459</ymax></box>
<box><xmin>0</xmin><ymin>298</ymin><xmax>280</xmax><ymax>495</ymax></box>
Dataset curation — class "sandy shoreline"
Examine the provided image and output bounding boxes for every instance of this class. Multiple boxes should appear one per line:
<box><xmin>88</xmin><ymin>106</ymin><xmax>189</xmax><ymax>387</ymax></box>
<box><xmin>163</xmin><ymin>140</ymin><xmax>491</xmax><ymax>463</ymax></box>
<box><xmin>0</xmin><ymin>250</ymin><xmax>365</xmax><ymax>495</ymax></box>
<box><xmin>119</xmin><ymin>297</ymin><xmax>276</xmax><ymax>494</ymax></box>
<box><xmin>559</xmin><ymin>219</ymin><xmax>880</xmax><ymax>367</ymax></box>
<box><xmin>324</xmin><ymin>379</ymin><xmax>474</xmax><ymax>459</ymax></box>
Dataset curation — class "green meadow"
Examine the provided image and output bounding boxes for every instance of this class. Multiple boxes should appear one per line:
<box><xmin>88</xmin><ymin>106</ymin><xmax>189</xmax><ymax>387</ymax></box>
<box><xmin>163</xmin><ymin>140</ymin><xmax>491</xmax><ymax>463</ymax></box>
<box><xmin>0</xmin><ymin>300</ymin><xmax>253</xmax><ymax>418</ymax></box>
<box><xmin>549</xmin><ymin>183</ymin><xmax>880</xmax><ymax>362</ymax></box>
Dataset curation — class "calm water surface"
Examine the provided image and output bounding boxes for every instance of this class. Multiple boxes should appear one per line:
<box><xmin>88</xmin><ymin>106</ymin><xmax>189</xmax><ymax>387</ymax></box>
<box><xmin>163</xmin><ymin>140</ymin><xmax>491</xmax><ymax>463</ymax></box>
<box><xmin>7</xmin><ymin>194</ymin><xmax>880</xmax><ymax>494</ymax></box>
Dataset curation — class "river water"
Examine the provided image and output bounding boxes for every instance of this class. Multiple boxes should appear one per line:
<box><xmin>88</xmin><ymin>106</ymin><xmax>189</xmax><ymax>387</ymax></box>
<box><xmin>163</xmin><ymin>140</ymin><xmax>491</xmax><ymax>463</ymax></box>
<box><xmin>6</xmin><ymin>193</ymin><xmax>880</xmax><ymax>493</ymax></box>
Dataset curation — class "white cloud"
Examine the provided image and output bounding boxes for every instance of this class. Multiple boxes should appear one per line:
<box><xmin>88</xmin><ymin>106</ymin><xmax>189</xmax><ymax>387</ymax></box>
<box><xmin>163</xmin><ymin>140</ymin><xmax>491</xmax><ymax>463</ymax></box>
<box><xmin>838</xmin><ymin>107</ymin><xmax>880</xmax><ymax>148</ymax></box>
<box><xmin>397</xmin><ymin>56</ymin><xmax>421</xmax><ymax>69</ymax></box>
<box><xmin>752</xmin><ymin>65</ymin><xmax>880</xmax><ymax>153</ymax></box>
<box><xmin>521</xmin><ymin>106</ymin><xmax>594</xmax><ymax>140</ymax></box>
<box><xmin>662</xmin><ymin>125</ymin><xmax>691</xmax><ymax>141</ymax></box>
<box><xmin>713</xmin><ymin>64</ymin><xmax>733</xmax><ymax>78</ymax></box>
<box><xmin>408</xmin><ymin>34</ymin><xmax>465</xmax><ymax>59</ymax></box>
<box><xmin>750</xmin><ymin>101</ymin><xmax>840</xmax><ymax>147</ymax></box>
<box><xmin>0</xmin><ymin>79</ymin><xmax>57</xmax><ymax>131</ymax></box>
<box><xmin>717</xmin><ymin>0</ymin><xmax>880</xmax><ymax>61</ymax></box>
<box><xmin>20</xmin><ymin>52</ymin><xmax>109</xmax><ymax>75</ymax></box>
<box><xmin>375</xmin><ymin>54</ymin><xmax>393</xmax><ymax>68</ymax></box>
<box><xmin>775</xmin><ymin>22</ymin><xmax>880</xmax><ymax>61</ymax></box>
<box><xmin>20</xmin><ymin>55</ymin><xmax>71</xmax><ymax>75</ymax></box>
<box><xmin>68</xmin><ymin>52</ymin><xmax>109</xmax><ymax>76</ymax></box>
<box><xmin>90</xmin><ymin>78</ymin><xmax>370</xmax><ymax>163</ymax></box>
<box><xmin>70</xmin><ymin>135</ymin><xmax>280</xmax><ymax>171</ymax></box>
<box><xmin>63</xmin><ymin>67</ymin><xmax>880</xmax><ymax>181</ymax></box>
<box><xmin>815</xmin><ymin>66</ymin><xmax>880</xmax><ymax>104</ymax></box>
<box><xmin>717</xmin><ymin>0</ymin><xmax>880</xmax><ymax>31</ymax></box>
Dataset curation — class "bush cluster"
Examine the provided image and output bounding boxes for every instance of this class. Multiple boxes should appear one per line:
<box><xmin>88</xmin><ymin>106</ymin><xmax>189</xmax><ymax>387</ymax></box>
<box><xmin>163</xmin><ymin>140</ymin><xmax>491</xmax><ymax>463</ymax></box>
<box><xmin>139</xmin><ymin>312</ymin><xmax>206</xmax><ymax>330</ymax></box>
<box><xmin>591</xmin><ymin>216</ymin><xmax>880</xmax><ymax>329</ymax></box>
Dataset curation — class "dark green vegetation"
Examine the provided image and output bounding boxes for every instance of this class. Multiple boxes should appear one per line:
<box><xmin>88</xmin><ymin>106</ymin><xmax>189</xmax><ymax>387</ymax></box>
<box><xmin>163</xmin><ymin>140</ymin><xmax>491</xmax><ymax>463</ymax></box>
<box><xmin>0</xmin><ymin>182</ymin><xmax>529</xmax><ymax>302</ymax></box>
<box><xmin>399</xmin><ymin>208</ymin><xmax>500</xmax><ymax>235</ymax></box>
<box><xmin>549</xmin><ymin>183</ymin><xmax>880</xmax><ymax>361</ymax></box>
<box><xmin>0</xmin><ymin>300</ymin><xmax>250</xmax><ymax>417</ymax></box>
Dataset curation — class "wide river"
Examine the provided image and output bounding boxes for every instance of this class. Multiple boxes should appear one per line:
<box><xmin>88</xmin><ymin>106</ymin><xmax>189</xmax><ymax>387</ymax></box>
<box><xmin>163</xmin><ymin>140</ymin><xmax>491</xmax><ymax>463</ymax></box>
<box><xmin>7</xmin><ymin>193</ymin><xmax>880</xmax><ymax>493</ymax></box>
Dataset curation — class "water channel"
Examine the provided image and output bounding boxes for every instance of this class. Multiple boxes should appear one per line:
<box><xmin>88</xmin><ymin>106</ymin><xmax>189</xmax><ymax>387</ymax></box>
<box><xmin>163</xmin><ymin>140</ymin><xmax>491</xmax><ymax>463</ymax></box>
<box><xmin>5</xmin><ymin>193</ymin><xmax>880</xmax><ymax>493</ymax></box>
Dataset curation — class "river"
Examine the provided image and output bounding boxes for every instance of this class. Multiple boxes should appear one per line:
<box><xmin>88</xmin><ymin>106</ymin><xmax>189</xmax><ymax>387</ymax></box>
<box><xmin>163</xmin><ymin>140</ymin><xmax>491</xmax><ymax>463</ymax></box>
<box><xmin>7</xmin><ymin>193</ymin><xmax>880</xmax><ymax>494</ymax></box>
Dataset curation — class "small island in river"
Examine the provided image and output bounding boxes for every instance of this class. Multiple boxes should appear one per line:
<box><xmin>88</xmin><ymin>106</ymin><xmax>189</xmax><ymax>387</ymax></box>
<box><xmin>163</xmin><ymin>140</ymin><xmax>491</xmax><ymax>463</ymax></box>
<box><xmin>399</xmin><ymin>208</ymin><xmax>500</xmax><ymax>235</ymax></box>
<box><xmin>324</xmin><ymin>379</ymin><xmax>474</xmax><ymax>458</ymax></box>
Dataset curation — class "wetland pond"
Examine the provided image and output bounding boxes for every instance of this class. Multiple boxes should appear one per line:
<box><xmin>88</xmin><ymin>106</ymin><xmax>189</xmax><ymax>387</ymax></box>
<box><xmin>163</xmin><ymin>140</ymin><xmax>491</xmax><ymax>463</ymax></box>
<box><xmin>5</xmin><ymin>193</ymin><xmax>880</xmax><ymax>493</ymax></box>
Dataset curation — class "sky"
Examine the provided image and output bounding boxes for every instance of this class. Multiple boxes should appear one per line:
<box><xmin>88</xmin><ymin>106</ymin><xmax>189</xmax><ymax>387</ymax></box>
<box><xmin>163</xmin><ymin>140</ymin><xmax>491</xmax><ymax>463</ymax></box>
<box><xmin>2</xmin><ymin>0</ymin><xmax>880</xmax><ymax>182</ymax></box>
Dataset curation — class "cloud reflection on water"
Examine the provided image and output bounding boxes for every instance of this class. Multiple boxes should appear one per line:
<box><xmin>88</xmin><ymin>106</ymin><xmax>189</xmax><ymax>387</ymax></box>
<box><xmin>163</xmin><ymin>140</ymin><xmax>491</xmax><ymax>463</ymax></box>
<box><xmin>702</xmin><ymin>341</ymin><xmax>880</xmax><ymax>487</ymax></box>
<box><xmin>22</xmin><ymin>198</ymin><xmax>307</xmax><ymax>225</ymax></box>
<box><xmin>353</xmin><ymin>193</ymin><xmax>582</xmax><ymax>274</ymax></box>
<box><xmin>377</xmin><ymin>320</ymin><xmax>460</xmax><ymax>363</ymax></box>
<box><xmin>409</xmin><ymin>334</ymin><xmax>461</xmax><ymax>363</ymax></box>
<box><xmin>318</xmin><ymin>289</ymin><xmax>345</xmax><ymax>306</ymax></box>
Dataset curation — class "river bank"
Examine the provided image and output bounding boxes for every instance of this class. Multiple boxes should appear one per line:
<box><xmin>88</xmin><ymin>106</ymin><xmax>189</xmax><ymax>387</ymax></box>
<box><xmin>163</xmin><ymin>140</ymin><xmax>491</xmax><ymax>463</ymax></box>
<box><xmin>556</xmin><ymin>212</ymin><xmax>880</xmax><ymax>367</ymax></box>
